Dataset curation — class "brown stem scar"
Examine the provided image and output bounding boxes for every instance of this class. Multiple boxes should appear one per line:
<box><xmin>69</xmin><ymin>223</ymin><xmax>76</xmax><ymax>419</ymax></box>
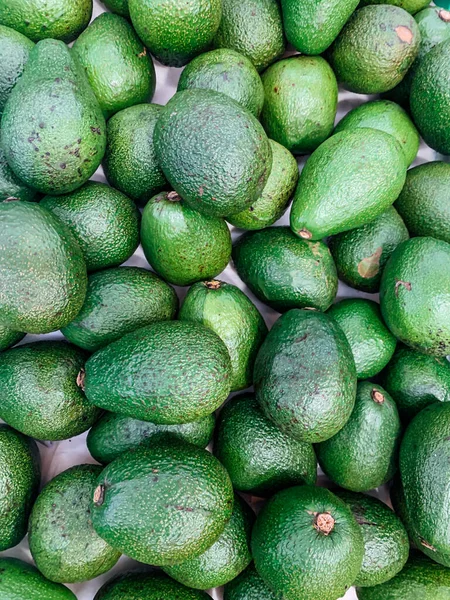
<box><xmin>395</xmin><ymin>279</ymin><xmax>412</xmax><ymax>297</ymax></box>
<box><xmin>314</xmin><ymin>512</ymin><xmax>335</xmax><ymax>535</ymax></box>
<box><xmin>167</xmin><ymin>191</ymin><xmax>181</xmax><ymax>202</ymax></box>
<box><xmin>76</xmin><ymin>368</ymin><xmax>85</xmax><ymax>391</ymax></box>
<box><xmin>204</xmin><ymin>280</ymin><xmax>221</xmax><ymax>290</ymax></box>
<box><xmin>138</xmin><ymin>47</ymin><xmax>147</xmax><ymax>58</ymax></box>
<box><xmin>372</xmin><ymin>389</ymin><xmax>385</xmax><ymax>404</ymax></box>
<box><xmin>93</xmin><ymin>485</ymin><xmax>105</xmax><ymax>506</ymax></box>
<box><xmin>298</xmin><ymin>228</ymin><xmax>313</xmax><ymax>239</ymax></box>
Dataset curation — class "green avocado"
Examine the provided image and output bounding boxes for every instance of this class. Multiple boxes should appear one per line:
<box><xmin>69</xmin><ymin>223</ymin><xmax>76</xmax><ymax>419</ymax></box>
<box><xmin>254</xmin><ymin>309</ymin><xmax>357</xmax><ymax>443</ymax></box>
<box><xmin>101</xmin><ymin>0</ymin><xmax>129</xmax><ymax>16</ymax></box>
<box><xmin>233</xmin><ymin>227</ymin><xmax>338</xmax><ymax>312</ymax></box>
<box><xmin>290</xmin><ymin>129</ymin><xmax>407</xmax><ymax>241</ymax></box>
<box><xmin>224</xmin><ymin>563</ymin><xmax>283</xmax><ymax>600</ymax></box>
<box><xmin>0</xmin><ymin>325</ymin><xmax>24</xmax><ymax>351</ymax></box>
<box><xmin>84</xmin><ymin>320</ymin><xmax>232</xmax><ymax>424</ymax></box>
<box><xmin>214</xmin><ymin>393</ymin><xmax>317</xmax><ymax>496</ymax></box>
<box><xmin>0</xmin><ymin>25</ymin><xmax>34</xmax><ymax>116</ymax></box>
<box><xmin>0</xmin><ymin>146</ymin><xmax>36</xmax><ymax>202</ymax></box>
<box><xmin>0</xmin><ymin>558</ymin><xmax>76</xmax><ymax>600</ymax></box>
<box><xmin>359</xmin><ymin>0</ymin><xmax>429</xmax><ymax>14</ymax></box>
<box><xmin>91</xmin><ymin>439</ymin><xmax>234</xmax><ymax>565</ymax></box>
<box><xmin>389</xmin><ymin>473</ymin><xmax>415</xmax><ymax>541</ymax></box>
<box><xmin>259</xmin><ymin>55</ymin><xmax>338</xmax><ymax>155</ymax></box>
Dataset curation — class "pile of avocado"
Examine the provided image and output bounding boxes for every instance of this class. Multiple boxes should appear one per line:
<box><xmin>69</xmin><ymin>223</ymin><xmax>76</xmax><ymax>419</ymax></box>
<box><xmin>2</xmin><ymin>0</ymin><xmax>450</xmax><ymax>599</ymax></box>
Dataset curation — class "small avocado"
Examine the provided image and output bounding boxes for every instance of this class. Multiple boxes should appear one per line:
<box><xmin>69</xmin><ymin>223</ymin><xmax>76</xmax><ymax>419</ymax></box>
<box><xmin>224</xmin><ymin>563</ymin><xmax>283</xmax><ymax>600</ymax></box>
<box><xmin>0</xmin><ymin>558</ymin><xmax>76</xmax><ymax>600</ymax></box>
<box><xmin>0</xmin><ymin>25</ymin><xmax>34</xmax><ymax>116</ymax></box>
<box><xmin>101</xmin><ymin>0</ymin><xmax>129</xmax><ymax>18</ymax></box>
<box><xmin>0</xmin><ymin>325</ymin><xmax>24</xmax><ymax>352</ymax></box>
<box><xmin>0</xmin><ymin>146</ymin><xmax>36</xmax><ymax>202</ymax></box>
<box><xmin>260</xmin><ymin>55</ymin><xmax>338</xmax><ymax>155</ymax></box>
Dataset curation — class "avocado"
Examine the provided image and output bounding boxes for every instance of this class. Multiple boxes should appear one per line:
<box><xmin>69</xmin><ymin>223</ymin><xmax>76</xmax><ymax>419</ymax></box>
<box><xmin>224</xmin><ymin>563</ymin><xmax>283</xmax><ymax>600</ymax></box>
<box><xmin>281</xmin><ymin>0</ymin><xmax>359</xmax><ymax>54</ymax></box>
<box><xmin>62</xmin><ymin>267</ymin><xmax>178</xmax><ymax>352</ymax></box>
<box><xmin>389</xmin><ymin>473</ymin><xmax>416</xmax><ymax>541</ymax></box>
<box><xmin>154</xmin><ymin>89</ymin><xmax>272</xmax><ymax>218</ymax></box>
<box><xmin>0</xmin><ymin>0</ymin><xmax>92</xmax><ymax>43</ymax></box>
<box><xmin>334</xmin><ymin>99</ymin><xmax>419</xmax><ymax>165</ymax></box>
<box><xmin>395</xmin><ymin>162</ymin><xmax>450</xmax><ymax>242</ymax></box>
<box><xmin>178</xmin><ymin>49</ymin><xmax>264</xmax><ymax>118</ymax></box>
<box><xmin>0</xmin><ymin>25</ymin><xmax>33</xmax><ymax>116</ymax></box>
<box><xmin>337</xmin><ymin>491</ymin><xmax>409</xmax><ymax>587</ymax></box>
<box><xmin>29</xmin><ymin>464</ymin><xmax>120</xmax><ymax>583</ymax></box>
<box><xmin>359</xmin><ymin>0</ymin><xmax>429</xmax><ymax>13</ymax></box>
<box><xmin>0</xmin><ymin>325</ymin><xmax>24</xmax><ymax>351</ymax></box>
<box><xmin>214</xmin><ymin>393</ymin><xmax>317</xmax><ymax>496</ymax></box>
<box><xmin>84</xmin><ymin>321</ymin><xmax>231</xmax><ymax>424</ymax></box>
<box><xmin>328</xmin><ymin>5</ymin><xmax>420</xmax><ymax>94</ymax></box>
<box><xmin>101</xmin><ymin>0</ymin><xmax>129</xmax><ymax>17</ymax></box>
<box><xmin>87</xmin><ymin>412</ymin><xmax>215</xmax><ymax>464</ymax></box>
<box><xmin>91</xmin><ymin>439</ymin><xmax>234</xmax><ymax>565</ymax></box>
<box><xmin>0</xmin><ymin>201</ymin><xmax>87</xmax><ymax>334</ymax></box>
<box><xmin>179</xmin><ymin>280</ymin><xmax>267</xmax><ymax>391</ymax></box>
<box><xmin>327</xmin><ymin>299</ymin><xmax>397</xmax><ymax>379</ymax></box>
<box><xmin>103</xmin><ymin>104</ymin><xmax>168</xmax><ymax>206</ymax></box>
<box><xmin>317</xmin><ymin>382</ymin><xmax>401</xmax><ymax>491</ymax></box>
<box><xmin>0</xmin><ymin>146</ymin><xmax>36</xmax><ymax>202</ymax></box>
<box><xmin>259</xmin><ymin>55</ymin><xmax>338</xmax><ymax>155</ymax></box>
<box><xmin>254</xmin><ymin>309</ymin><xmax>357</xmax><ymax>443</ymax></box>
<box><xmin>290</xmin><ymin>129</ymin><xmax>407</xmax><ymax>241</ymax></box>
<box><xmin>0</xmin><ymin>341</ymin><xmax>100</xmax><ymax>441</ymax></box>
<box><xmin>141</xmin><ymin>191</ymin><xmax>231</xmax><ymax>286</ymax></box>
<box><xmin>380</xmin><ymin>237</ymin><xmax>450</xmax><ymax>356</ymax></box>
<box><xmin>0</xmin><ymin>424</ymin><xmax>40</xmax><ymax>551</ymax></box>
<box><xmin>73</xmin><ymin>13</ymin><xmax>156</xmax><ymax>118</ymax></box>
<box><xmin>0</xmin><ymin>558</ymin><xmax>76</xmax><ymax>600</ymax></box>
<box><xmin>227</xmin><ymin>140</ymin><xmax>298</xmax><ymax>230</ymax></box>
<box><xmin>213</xmin><ymin>0</ymin><xmax>285</xmax><ymax>72</ymax></box>
<box><xmin>233</xmin><ymin>227</ymin><xmax>338</xmax><ymax>312</ymax></box>
<box><xmin>129</xmin><ymin>0</ymin><xmax>221</xmax><ymax>67</ymax></box>
<box><xmin>1</xmin><ymin>39</ymin><xmax>106</xmax><ymax>195</ymax></box>
<box><xmin>164</xmin><ymin>494</ymin><xmax>254</xmax><ymax>589</ymax></box>
<box><xmin>328</xmin><ymin>207</ymin><xmax>409</xmax><ymax>293</ymax></box>
<box><xmin>252</xmin><ymin>485</ymin><xmax>364</xmax><ymax>600</ymax></box>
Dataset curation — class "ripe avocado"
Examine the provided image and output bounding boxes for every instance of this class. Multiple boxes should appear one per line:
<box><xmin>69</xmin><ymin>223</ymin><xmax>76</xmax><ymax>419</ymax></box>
<box><xmin>0</xmin><ymin>146</ymin><xmax>36</xmax><ymax>202</ymax></box>
<box><xmin>0</xmin><ymin>558</ymin><xmax>76</xmax><ymax>600</ymax></box>
<box><xmin>224</xmin><ymin>563</ymin><xmax>283</xmax><ymax>600</ymax></box>
<box><xmin>0</xmin><ymin>25</ymin><xmax>33</xmax><ymax>116</ymax></box>
<box><xmin>0</xmin><ymin>325</ymin><xmax>24</xmax><ymax>351</ymax></box>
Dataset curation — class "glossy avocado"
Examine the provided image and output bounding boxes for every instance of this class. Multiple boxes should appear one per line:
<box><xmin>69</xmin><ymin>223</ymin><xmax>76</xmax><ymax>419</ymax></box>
<box><xmin>0</xmin><ymin>25</ymin><xmax>34</xmax><ymax>116</ymax></box>
<box><xmin>0</xmin><ymin>558</ymin><xmax>76</xmax><ymax>600</ymax></box>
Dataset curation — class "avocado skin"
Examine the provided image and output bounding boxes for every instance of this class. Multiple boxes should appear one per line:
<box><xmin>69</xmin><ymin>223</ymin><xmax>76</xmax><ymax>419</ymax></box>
<box><xmin>290</xmin><ymin>129</ymin><xmax>407</xmax><ymax>241</ymax></box>
<box><xmin>91</xmin><ymin>439</ymin><xmax>234</xmax><ymax>566</ymax></box>
<box><xmin>0</xmin><ymin>201</ymin><xmax>87</xmax><ymax>334</ymax></box>
<box><xmin>328</xmin><ymin>5</ymin><xmax>420</xmax><ymax>94</ymax></box>
<box><xmin>224</xmin><ymin>563</ymin><xmax>283</xmax><ymax>600</ymax></box>
<box><xmin>62</xmin><ymin>267</ymin><xmax>178</xmax><ymax>352</ymax></box>
<box><xmin>252</xmin><ymin>485</ymin><xmax>364</xmax><ymax>600</ymax></box>
<box><xmin>0</xmin><ymin>558</ymin><xmax>76</xmax><ymax>600</ymax></box>
<box><xmin>233</xmin><ymin>227</ymin><xmax>338</xmax><ymax>313</ymax></box>
<box><xmin>0</xmin><ymin>25</ymin><xmax>34</xmax><ymax>116</ymax></box>
<box><xmin>0</xmin><ymin>145</ymin><xmax>36</xmax><ymax>202</ymax></box>
<box><xmin>101</xmin><ymin>0</ymin><xmax>129</xmax><ymax>18</ymax></box>
<box><xmin>141</xmin><ymin>191</ymin><xmax>231</xmax><ymax>286</ymax></box>
<box><xmin>85</xmin><ymin>320</ymin><xmax>232</xmax><ymax>424</ymax></box>
<box><xmin>260</xmin><ymin>56</ymin><xmax>338</xmax><ymax>155</ymax></box>
<box><xmin>380</xmin><ymin>237</ymin><xmax>450</xmax><ymax>356</ymax></box>
<box><xmin>29</xmin><ymin>464</ymin><xmax>120</xmax><ymax>583</ymax></box>
<box><xmin>0</xmin><ymin>424</ymin><xmax>40</xmax><ymax>551</ymax></box>
<box><xmin>337</xmin><ymin>491</ymin><xmax>409</xmax><ymax>588</ymax></box>
<box><xmin>213</xmin><ymin>0</ymin><xmax>285</xmax><ymax>72</ymax></box>
<box><xmin>356</xmin><ymin>552</ymin><xmax>450</xmax><ymax>599</ymax></box>
<box><xmin>179</xmin><ymin>281</ymin><xmax>267</xmax><ymax>391</ymax></box>
<box><xmin>327</xmin><ymin>299</ymin><xmax>397</xmax><ymax>379</ymax></box>
<box><xmin>254</xmin><ymin>309</ymin><xmax>357</xmax><ymax>443</ymax></box>
<box><xmin>164</xmin><ymin>494</ymin><xmax>254</xmax><ymax>589</ymax></box>
<box><xmin>154</xmin><ymin>89</ymin><xmax>272</xmax><ymax>218</ymax></box>
<box><xmin>329</xmin><ymin>207</ymin><xmax>409</xmax><ymax>293</ymax></box>
<box><xmin>0</xmin><ymin>325</ymin><xmax>24</xmax><ymax>351</ymax></box>
<box><xmin>359</xmin><ymin>0</ymin><xmax>429</xmax><ymax>13</ymax></box>
<box><xmin>87</xmin><ymin>412</ymin><xmax>215</xmax><ymax>464</ymax></box>
<box><xmin>0</xmin><ymin>341</ymin><xmax>100</xmax><ymax>441</ymax></box>
<box><xmin>73</xmin><ymin>13</ymin><xmax>156</xmax><ymax>118</ymax></box>
<box><xmin>129</xmin><ymin>0</ymin><xmax>221</xmax><ymax>67</ymax></box>
<box><xmin>1</xmin><ymin>40</ymin><xmax>106</xmax><ymax>195</ymax></box>
<box><xmin>215</xmin><ymin>393</ymin><xmax>317</xmax><ymax>496</ymax></box>
<box><xmin>103</xmin><ymin>104</ymin><xmax>168</xmax><ymax>206</ymax></box>
<box><xmin>317</xmin><ymin>382</ymin><xmax>401</xmax><ymax>492</ymax></box>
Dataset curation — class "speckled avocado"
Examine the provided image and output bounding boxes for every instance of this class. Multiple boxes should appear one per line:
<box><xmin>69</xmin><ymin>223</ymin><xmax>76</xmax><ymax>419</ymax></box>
<box><xmin>224</xmin><ymin>563</ymin><xmax>283</xmax><ymax>600</ymax></box>
<box><xmin>0</xmin><ymin>25</ymin><xmax>34</xmax><ymax>116</ymax></box>
<box><xmin>0</xmin><ymin>146</ymin><xmax>36</xmax><ymax>202</ymax></box>
<box><xmin>0</xmin><ymin>326</ymin><xmax>24</xmax><ymax>352</ymax></box>
<box><xmin>0</xmin><ymin>558</ymin><xmax>76</xmax><ymax>600</ymax></box>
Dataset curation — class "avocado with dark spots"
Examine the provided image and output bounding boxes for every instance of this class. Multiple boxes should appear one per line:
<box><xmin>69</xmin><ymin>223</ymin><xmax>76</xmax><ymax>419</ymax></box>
<box><xmin>0</xmin><ymin>325</ymin><xmax>24</xmax><ymax>351</ymax></box>
<box><xmin>0</xmin><ymin>25</ymin><xmax>34</xmax><ymax>116</ymax></box>
<box><xmin>0</xmin><ymin>558</ymin><xmax>76</xmax><ymax>600</ymax></box>
<box><xmin>224</xmin><ymin>563</ymin><xmax>283</xmax><ymax>600</ymax></box>
<box><xmin>0</xmin><ymin>145</ymin><xmax>36</xmax><ymax>202</ymax></box>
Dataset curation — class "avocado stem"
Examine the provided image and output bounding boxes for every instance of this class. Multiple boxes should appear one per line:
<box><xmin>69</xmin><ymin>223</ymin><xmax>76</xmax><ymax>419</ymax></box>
<box><xmin>371</xmin><ymin>389</ymin><xmax>385</xmax><ymax>404</ymax></box>
<box><xmin>76</xmin><ymin>368</ymin><xmax>86</xmax><ymax>391</ymax></box>
<box><xmin>204</xmin><ymin>280</ymin><xmax>221</xmax><ymax>290</ymax></box>
<box><xmin>93</xmin><ymin>484</ymin><xmax>105</xmax><ymax>507</ymax></box>
<box><xmin>298</xmin><ymin>228</ymin><xmax>313</xmax><ymax>240</ymax></box>
<box><xmin>314</xmin><ymin>512</ymin><xmax>335</xmax><ymax>535</ymax></box>
<box><xmin>167</xmin><ymin>191</ymin><xmax>181</xmax><ymax>202</ymax></box>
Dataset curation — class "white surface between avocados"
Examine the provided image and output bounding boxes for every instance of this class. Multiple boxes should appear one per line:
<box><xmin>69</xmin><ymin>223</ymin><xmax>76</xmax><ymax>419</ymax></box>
<box><xmin>0</xmin><ymin>1</ymin><xmax>439</xmax><ymax>599</ymax></box>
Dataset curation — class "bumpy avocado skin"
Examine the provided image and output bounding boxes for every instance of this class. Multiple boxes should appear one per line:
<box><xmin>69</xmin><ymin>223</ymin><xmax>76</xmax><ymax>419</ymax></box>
<box><xmin>0</xmin><ymin>25</ymin><xmax>34</xmax><ymax>116</ymax></box>
<box><xmin>0</xmin><ymin>558</ymin><xmax>76</xmax><ymax>600</ymax></box>
<box><xmin>0</xmin><ymin>326</ymin><xmax>24</xmax><ymax>351</ymax></box>
<box><xmin>0</xmin><ymin>146</ymin><xmax>36</xmax><ymax>202</ymax></box>
<box><xmin>359</xmin><ymin>0</ymin><xmax>429</xmax><ymax>14</ymax></box>
<box><xmin>224</xmin><ymin>563</ymin><xmax>283</xmax><ymax>600</ymax></box>
<box><xmin>101</xmin><ymin>0</ymin><xmax>129</xmax><ymax>18</ymax></box>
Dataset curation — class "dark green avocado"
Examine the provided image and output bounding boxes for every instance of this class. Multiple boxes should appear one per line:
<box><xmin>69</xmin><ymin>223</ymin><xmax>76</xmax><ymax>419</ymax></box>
<box><xmin>0</xmin><ymin>146</ymin><xmax>36</xmax><ymax>202</ymax></box>
<box><xmin>224</xmin><ymin>563</ymin><xmax>283</xmax><ymax>600</ymax></box>
<box><xmin>0</xmin><ymin>558</ymin><xmax>76</xmax><ymax>600</ymax></box>
<box><xmin>0</xmin><ymin>325</ymin><xmax>24</xmax><ymax>352</ymax></box>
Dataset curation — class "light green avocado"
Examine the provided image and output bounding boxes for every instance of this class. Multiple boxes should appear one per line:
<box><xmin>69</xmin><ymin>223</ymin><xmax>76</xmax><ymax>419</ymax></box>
<box><xmin>0</xmin><ymin>558</ymin><xmax>76</xmax><ymax>600</ymax></box>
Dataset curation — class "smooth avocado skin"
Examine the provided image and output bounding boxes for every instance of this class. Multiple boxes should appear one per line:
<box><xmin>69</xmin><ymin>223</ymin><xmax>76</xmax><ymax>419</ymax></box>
<box><xmin>252</xmin><ymin>485</ymin><xmax>364</xmax><ymax>600</ymax></box>
<box><xmin>84</xmin><ymin>320</ymin><xmax>232</xmax><ymax>425</ymax></box>
<box><xmin>0</xmin><ymin>341</ymin><xmax>100</xmax><ymax>441</ymax></box>
<box><xmin>290</xmin><ymin>129</ymin><xmax>407</xmax><ymax>241</ymax></box>
<box><xmin>1</xmin><ymin>39</ymin><xmax>106</xmax><ymax>195</ymax></box>
<box><xmin>101</xmin><ymin>0</ymin><xmax>129</xmax><ymax>18</ymax></box>
<box><xmin>328</xmin><ymin>206</ymin><xmax>409</xmax><ymax>293</ymax></box>
<box><xmin>0</xmin><ymin>201</ymin><xmax>87</xmax><ymax>334</ymax></box>
<box><xmin>254</xmin><ymin>309</ymin><xmax>357</xmax><ymax>443</ymax></box>
<box><xmin>29</xmin><ymin>465</ymin><xmax>120</xmax><ymax>583</ymax></box>
<box><xmin>62</xmin><ymin>267</ymin><xmax>178</xmax><ymax>352</ymax></box>
<box><xmin>0</xmin><ymin>146</ymin><xmax>36</xmax><ymax>202</ymax></box>
<box><xmin>91</xmin><ymin>439</ymin><xmax>234</xmax><ymax>566</ymax></box>
<box><xmin>0</xmin><ymin>326</ymin><xmax>24</xmax><ymax>351</ymax></box>
<box><xmin>87</xmin><ymin>412</ymin><xmax>215</xmax><ymax>464</ymax></box>
<box><xmin>327</xmin><ymin>299</ymin><xmax>397</xmax><ymax>379</ymax></box>
<box><xmin>233</xmin><ymin>227</ymin><xmax>338</xmax><ymax>313</ymax></box>
<box><xmin>224</xmin><ymin>563</ymin><xmax>283</xmax><ymax>600</ymax></box>
<box><xmin>260</xmin><ymin>55</ymin><xmax>338</xmax><ymax>155</ymax></box>
<box><xmin>179</xmin><ymin>280</ymin><xmax>268</xmax><ymax>391</ymax></box>
<box><xmin>154</xmin><ymin>89</ymin><xmax>272</xmax><ymax>218</ymax></box>
<box><xmin>0</xmin><ymin>25</ymin><xmax>34</xmax><ymax>116</ymax></box>
<box><xmin>0</xmin><ymin>558</ymin><xmax>76</xmax><ymax>600</ymax></box>
<box><xmin>0</xmin><ymin>425</ymin><xmax>40</xmax><ymax>551</ymax></box>
<box><xmin>214</xmin><ymin>393</ymin><xmax>317</xmax><ymax>496</ymax></box>
<box><xmin>129</xmin><ymin>0</ymin><xmax>221</xmax><ymax>67</ymax></box>
<box><xmin>141</xmin><ymin>191</ymin><xmax>231</xmax><ymax>287</ymax></box>
<box><xmin>380</xmin><ymin>237</ymin><xmax>450</xmax><ymax>356</ymax></box>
